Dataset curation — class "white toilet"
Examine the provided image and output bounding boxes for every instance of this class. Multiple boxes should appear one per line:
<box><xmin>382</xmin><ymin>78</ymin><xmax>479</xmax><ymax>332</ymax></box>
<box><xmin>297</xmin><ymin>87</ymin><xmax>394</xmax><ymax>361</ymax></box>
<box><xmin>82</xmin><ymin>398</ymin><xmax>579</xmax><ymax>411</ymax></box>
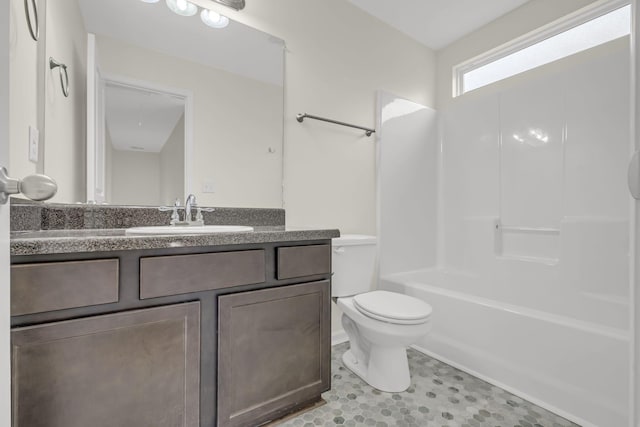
<box><xmin>333</xmin><ymin>234</ymin><xmax>432</xmax><ymax>393</ymax></box>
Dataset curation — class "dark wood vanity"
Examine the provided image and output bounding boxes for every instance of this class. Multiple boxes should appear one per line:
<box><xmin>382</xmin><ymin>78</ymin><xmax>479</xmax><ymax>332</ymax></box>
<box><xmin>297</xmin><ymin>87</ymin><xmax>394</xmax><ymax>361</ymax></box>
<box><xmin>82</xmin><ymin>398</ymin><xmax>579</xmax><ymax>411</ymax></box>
<box><xmin>10</xmin><ymin>239</ymin><xmax>333</xmax><ymax>427</ymax></box>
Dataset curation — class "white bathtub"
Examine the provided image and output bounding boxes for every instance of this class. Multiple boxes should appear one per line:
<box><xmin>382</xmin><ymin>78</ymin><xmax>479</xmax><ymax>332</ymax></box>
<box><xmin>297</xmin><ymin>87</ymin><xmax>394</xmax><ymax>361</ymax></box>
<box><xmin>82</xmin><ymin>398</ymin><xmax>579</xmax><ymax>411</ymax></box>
<box><xmin>380</xmin><ymin>268</ymin><xmax>629</xmax><ymax>427</ymax></box>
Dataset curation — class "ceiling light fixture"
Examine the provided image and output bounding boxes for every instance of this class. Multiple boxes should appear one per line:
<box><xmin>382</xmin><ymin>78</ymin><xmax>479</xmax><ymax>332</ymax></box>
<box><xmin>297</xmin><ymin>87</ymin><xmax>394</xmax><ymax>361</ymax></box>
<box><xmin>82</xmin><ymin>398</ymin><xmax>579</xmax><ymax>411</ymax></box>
<box><xmin>200</xmin><ymin>9</ymin><xmax>229</xmax><ymax>28</ymax></box>
<box><xmin>147</xmin><ymin>0</ymin><xmax>238</xmax><ymax>28</ymax></box>
<box><xmin>211</xmin><ymin>0</ymin><xmax>245</xmax><ymax>11</ymax></box>
<box><xmin>165</xmin><ymin>0</ymin><xmax>198</xmax><ymax>16</ymax></box>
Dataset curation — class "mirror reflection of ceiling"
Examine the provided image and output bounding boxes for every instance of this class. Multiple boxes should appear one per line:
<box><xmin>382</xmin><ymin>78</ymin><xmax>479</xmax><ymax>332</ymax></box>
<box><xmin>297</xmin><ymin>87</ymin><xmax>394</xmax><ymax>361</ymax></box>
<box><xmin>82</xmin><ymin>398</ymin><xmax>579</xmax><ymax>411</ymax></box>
<box><xmin>348</xmin><ymin>0</ymin><xmax>531</xmax><ymax>50</ymax></box>
<box><xmin>78</xmin><ymin>0</ymin><xmax>284</xmax><ymax>86</ymax></box>
<box><xmin>105</xmin><ymin>84</ymin><xmax>185</xmax><ymax>153</ymax></box>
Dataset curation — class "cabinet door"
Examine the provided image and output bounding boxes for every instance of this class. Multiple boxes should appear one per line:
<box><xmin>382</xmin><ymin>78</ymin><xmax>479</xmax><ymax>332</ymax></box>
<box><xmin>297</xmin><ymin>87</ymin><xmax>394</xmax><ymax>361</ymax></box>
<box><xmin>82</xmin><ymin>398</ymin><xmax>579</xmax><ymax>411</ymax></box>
<box><xmin>218</xmin><ymin>281</ymin><xmax>331</xmax><ymax>427</ymax></box>
<box><xmin>11</xmin><ymin>302</ymin><xmax>200</xmax><ymax>427</ymax></box>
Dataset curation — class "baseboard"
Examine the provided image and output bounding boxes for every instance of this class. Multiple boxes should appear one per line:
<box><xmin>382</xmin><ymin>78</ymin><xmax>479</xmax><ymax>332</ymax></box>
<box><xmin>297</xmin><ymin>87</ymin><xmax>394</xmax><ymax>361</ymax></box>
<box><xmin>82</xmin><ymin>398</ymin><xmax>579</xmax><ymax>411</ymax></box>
<box><xmin>331</xmin><ymin>330</ymin><xmax>348</xmax><ymax>346</ymax></box>
<box><xmin>410</xmin><ymin>344</ymin><xmax>596</xmax><ymax>427</ymax></box>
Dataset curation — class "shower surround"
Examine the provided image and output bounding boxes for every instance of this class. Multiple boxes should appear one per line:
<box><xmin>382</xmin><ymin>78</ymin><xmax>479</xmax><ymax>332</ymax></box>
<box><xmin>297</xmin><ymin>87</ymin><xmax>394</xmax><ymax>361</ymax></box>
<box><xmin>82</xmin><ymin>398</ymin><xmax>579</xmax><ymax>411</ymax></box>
<box><xmin>377</xmin><ymin>37</ymin><xmax>631</xmax><ymax>427</ymax></box>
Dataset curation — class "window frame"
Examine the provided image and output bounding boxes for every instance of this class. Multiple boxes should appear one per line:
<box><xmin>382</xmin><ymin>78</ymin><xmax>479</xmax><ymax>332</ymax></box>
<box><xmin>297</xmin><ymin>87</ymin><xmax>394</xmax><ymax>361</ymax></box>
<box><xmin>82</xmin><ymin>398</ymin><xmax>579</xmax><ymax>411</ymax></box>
<box><xmin>452</xmin><ymin>0</ymin><xmax>630</xmax><ymax>97</ymax></box>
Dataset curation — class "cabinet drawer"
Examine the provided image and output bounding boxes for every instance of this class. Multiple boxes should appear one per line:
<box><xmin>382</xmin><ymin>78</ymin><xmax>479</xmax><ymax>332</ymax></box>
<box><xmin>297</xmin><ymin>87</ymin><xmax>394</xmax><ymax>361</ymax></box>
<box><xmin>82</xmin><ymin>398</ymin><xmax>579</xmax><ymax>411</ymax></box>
<box><xmin>140</xmin><ymin>250</ymin><xmax>266</xmax><ymax>299</ymax></box>
<box><xmin>277</xmin><ymin>245</ymin><xmax>331</xmax><ymax>280</ymax></box>
<box><xmin>11</xmin><ymin>259</ymin><xmax>119</xmax><ymax>316</ymax></box>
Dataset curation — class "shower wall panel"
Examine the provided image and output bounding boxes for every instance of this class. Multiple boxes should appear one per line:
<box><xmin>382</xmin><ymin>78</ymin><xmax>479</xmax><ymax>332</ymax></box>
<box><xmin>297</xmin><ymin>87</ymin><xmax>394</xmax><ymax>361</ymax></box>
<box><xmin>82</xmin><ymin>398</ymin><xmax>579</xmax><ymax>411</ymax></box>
<box><xmin>377</xmin><ymin>92</ymin><xmax>438</xmax><ymax>277</ymax></box>
<box><xmin>436</xmin><ymin>37</ymin><xmax>631</xmax><ymax>426</ymax></box>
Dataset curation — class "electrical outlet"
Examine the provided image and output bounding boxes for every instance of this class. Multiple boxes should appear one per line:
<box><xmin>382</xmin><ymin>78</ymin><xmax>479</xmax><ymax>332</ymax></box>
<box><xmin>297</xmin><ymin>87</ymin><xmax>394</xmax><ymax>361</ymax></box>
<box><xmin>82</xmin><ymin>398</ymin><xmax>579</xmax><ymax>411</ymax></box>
<box><xmin>202</xmin><ymin>181</ymin><xmax>215</xmax><ymax>193</ymax></box>
<box><xmin>28</xmin><ymin>126</ymin><xmax>39</xmax><ymax>163</ymax></box>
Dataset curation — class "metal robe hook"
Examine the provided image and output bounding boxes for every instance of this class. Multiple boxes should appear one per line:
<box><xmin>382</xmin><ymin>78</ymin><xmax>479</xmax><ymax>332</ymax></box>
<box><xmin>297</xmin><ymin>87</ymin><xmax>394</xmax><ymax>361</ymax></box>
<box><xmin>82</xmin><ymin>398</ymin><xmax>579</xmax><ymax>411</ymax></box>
<box><xmin>49</xmin><ymin>57</ymin><xmax>70</xmax><ymax>98</ymax></box>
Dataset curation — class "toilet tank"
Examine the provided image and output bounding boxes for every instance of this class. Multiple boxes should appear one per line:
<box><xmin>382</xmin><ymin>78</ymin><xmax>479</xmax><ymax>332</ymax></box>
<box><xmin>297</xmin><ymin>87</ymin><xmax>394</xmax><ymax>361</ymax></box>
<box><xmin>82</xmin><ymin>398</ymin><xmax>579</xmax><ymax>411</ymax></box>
<box><xmin>331</xmin><ymin>234</ymin><xmax>377</xmax><ymax>297</ymax></box>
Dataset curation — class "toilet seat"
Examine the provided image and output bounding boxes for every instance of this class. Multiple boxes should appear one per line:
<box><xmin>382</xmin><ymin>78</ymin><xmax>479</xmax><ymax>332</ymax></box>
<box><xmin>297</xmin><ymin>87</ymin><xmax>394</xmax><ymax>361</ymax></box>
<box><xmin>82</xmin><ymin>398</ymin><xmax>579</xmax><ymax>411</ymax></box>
<box><xmin>353</xmin><ymin>291</ymin><xmax>432</xmax><ymax>325</ymax></box>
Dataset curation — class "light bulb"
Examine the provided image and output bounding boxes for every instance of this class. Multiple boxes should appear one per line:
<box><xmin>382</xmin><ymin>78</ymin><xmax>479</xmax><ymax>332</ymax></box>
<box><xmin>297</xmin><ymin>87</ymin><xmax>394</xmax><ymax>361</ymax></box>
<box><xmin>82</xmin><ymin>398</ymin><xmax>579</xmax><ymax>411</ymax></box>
<box><xmin>205</xmin><ymin>9</ymin><xmax>220</xmax><ymax>21</ymax></box>
<box><xmin>165</xmin><ymin>0</ymin><xmax>197</xmax><ymax>16</ymax></box>
<box><xmin>200</xmin><ymin>9</ymin><xmax>229</xmax><ymax>28</ymax></box>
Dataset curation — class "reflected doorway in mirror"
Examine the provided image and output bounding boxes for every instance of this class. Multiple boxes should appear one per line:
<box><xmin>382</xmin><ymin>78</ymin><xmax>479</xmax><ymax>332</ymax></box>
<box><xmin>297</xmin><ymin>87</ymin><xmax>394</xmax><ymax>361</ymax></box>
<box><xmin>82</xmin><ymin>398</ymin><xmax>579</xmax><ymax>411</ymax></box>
<box><xmin>87</xmin><ymin>33</ymin><xmax>193</xmax><ymax>205</ymax></box>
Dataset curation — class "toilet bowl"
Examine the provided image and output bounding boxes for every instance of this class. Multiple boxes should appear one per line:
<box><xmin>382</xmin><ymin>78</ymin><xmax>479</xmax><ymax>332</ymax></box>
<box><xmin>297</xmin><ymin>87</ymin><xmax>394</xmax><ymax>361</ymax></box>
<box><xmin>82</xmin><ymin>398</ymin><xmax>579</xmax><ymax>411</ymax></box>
<box><xmin>332</xmin><ymin>235</ymin><xmax>432</xmax><ymax>393</ymax></box>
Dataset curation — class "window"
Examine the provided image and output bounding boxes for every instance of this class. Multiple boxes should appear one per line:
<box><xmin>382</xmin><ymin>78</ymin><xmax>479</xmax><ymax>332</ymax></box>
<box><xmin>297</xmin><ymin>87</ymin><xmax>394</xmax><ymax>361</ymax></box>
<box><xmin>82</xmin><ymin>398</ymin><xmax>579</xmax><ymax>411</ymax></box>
<box><xmin>453</xmin><ymin>1</ymin><xmax>630</xmax><ymax>96</ymax></box>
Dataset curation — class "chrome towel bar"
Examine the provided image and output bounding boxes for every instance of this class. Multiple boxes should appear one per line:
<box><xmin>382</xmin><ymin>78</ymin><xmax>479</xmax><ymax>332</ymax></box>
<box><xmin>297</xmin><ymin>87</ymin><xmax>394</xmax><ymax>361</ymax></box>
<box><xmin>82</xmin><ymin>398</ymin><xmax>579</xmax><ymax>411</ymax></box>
<box><xmin>296</xmin><ymin>113</ymin><xmax>375</xmax><ymax>137</ymax></box>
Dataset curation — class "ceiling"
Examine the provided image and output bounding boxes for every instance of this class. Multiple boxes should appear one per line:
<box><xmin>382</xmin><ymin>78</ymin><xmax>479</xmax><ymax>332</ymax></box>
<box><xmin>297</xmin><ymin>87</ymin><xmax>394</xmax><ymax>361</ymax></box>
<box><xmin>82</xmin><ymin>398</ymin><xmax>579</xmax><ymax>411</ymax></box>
<box><xmin>105</xmin><ymin>84</ymin><xmax>185</xmax><ymax>153</ymax></box>
<box><xmin>348</xmin><ymin>0</ymin><xmax>531</xmax><ymax>50</ymax></box>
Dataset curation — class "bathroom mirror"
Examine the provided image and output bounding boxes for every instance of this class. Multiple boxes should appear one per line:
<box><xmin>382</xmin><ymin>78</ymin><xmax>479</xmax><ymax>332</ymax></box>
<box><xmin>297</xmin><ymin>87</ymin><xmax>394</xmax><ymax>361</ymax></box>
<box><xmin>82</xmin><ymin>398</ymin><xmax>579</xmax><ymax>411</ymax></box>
<box><xmin>38</xmin><ymin>0</ymin><xmax>284</xmax><ymax>207</ymax></box>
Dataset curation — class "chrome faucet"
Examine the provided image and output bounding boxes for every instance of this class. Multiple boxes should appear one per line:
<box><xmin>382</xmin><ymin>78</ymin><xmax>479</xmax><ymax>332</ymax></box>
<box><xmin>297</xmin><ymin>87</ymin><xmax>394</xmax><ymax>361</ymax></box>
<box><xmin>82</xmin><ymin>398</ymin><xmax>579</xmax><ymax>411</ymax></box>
<box><xmin>184</xmin><ymin>194</ymin><xmax>197</xmax><ymax>223</ymax></box>
<box><xmin>158</xmin><ymin>194</ymin><xmax>215</xmax><ymax>226</ymax></box>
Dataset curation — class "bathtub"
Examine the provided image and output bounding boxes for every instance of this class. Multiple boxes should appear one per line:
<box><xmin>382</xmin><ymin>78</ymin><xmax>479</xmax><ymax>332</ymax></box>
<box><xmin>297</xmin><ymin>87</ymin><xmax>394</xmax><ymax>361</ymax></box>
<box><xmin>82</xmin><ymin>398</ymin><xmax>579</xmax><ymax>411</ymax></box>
<box><xmin>380</xmin><ymin>268</ymin><xmax>629</xmax><ymax>427</ymax></box>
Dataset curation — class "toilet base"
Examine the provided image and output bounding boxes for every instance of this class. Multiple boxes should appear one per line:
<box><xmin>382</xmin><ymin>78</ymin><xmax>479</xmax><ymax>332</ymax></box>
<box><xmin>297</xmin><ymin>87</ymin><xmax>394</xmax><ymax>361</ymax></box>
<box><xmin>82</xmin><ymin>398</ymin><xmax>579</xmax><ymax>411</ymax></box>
<box><xmin>342</xmin><ymin>345</ymin><xmax>411</xmax><ymax>393</ymax></box>
<box><xmin>337</xmin><ymin>296</ymin><xmax>430</xmax><ymax>393</ymax></box>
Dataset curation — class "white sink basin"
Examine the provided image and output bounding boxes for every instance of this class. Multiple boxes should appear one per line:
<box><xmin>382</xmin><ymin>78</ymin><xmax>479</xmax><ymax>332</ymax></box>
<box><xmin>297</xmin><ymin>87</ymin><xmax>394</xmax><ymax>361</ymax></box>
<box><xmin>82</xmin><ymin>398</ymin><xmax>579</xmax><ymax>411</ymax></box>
<box><xmin>125</xmin><ymin>225</ymin><xmax>254</xmax><ymax>235</ymax></box>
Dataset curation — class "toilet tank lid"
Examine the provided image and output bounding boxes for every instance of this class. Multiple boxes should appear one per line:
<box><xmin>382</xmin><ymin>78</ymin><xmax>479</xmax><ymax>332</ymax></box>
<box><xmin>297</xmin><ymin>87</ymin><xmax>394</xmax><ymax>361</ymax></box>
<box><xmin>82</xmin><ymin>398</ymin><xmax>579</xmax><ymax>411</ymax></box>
<box><xmin>332</xmin><ymin>234</ymin><xmax>377</xmax><ymax>246</ymax></box>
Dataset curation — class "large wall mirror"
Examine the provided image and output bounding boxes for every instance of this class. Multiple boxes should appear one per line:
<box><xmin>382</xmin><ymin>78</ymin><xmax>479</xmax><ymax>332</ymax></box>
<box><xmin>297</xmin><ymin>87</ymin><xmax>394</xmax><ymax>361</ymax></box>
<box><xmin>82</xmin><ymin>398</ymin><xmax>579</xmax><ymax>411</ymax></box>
<box><xmin>11</xmin><ymin>0</ymin><xmax>284</xmax><ymax>208</ymax></box>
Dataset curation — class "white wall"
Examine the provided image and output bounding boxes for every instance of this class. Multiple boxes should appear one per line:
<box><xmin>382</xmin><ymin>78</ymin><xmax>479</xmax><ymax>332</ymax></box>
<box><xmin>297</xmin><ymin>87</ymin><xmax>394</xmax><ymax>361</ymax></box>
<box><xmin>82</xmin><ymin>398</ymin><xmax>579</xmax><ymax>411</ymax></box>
<box><xmin>107</xmin><ymin>114</ymin><xmax>184</xmax><ymax>207</ymax></box>
<box><xmin>160</xmin><ymin>115</ymin><xmax>185</xmax><ymax>206</ymax></box>
<box><xmin>110</xmin><ymin>149</ymin><xmax>161</xmax><ymax>206</ymax></box>
<box><xmin>105</xmin><ymin>129</ymin><xmax>113</xmax><ymax>202</ymax></box>
<box><xmin>43</xmin><ymin>0</ymin><xmax>87</xmax><ymax>203</ymax></box>
<box><xmin>97</xmin><ymin>35</ymin><xmax>283</xmax><ymax>209</ymax></box>
<box><xmin>8</xmin><ymin>0</ymin><xmax>39</xmax><ymax>182</ymax></box>
<box><xmin>198</xmin><ymin>0</ymin><xmax>437</xmax><ymax>233</ymax></box>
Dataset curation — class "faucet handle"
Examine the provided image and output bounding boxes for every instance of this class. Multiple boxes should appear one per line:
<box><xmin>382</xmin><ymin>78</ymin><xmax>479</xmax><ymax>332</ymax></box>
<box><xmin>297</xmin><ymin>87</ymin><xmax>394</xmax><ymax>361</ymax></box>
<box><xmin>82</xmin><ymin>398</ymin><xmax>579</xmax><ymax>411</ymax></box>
<box><xmin>194</xmin><ymin>206</ymin><xmax>215</xmax><ymax>226</ymax></box>
<box><xmin>158</xmin><ymin>205</ymin><xmax>184</xmax><ymax>212</ymax></box>
<box><xmin>159</xmin><ymin>198</ymin><xmax>185</xmax><ymax>225</ymax></box>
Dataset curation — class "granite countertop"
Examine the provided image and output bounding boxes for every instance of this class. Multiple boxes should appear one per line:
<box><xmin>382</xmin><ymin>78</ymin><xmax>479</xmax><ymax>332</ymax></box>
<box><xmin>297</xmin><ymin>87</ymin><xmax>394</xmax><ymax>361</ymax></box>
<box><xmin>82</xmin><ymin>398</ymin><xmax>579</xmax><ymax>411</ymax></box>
<box><xmin>11</xmin><ymin>226</ymin><xmax>341</xmax><ymax>256</ymax></box>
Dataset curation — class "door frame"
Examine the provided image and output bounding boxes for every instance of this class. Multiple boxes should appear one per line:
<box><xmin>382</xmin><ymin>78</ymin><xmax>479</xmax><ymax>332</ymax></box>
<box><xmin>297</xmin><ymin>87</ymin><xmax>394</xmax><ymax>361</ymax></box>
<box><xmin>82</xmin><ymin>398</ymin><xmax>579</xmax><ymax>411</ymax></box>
<box><xmin>632</xmin><ymin>2</ymin><xmax>639</xmax><ymax>426</ymax></box>
<box><xmin>0</xmin><ymin>0</ymin><xmax>12</xmax><ymax>424</ymax></box>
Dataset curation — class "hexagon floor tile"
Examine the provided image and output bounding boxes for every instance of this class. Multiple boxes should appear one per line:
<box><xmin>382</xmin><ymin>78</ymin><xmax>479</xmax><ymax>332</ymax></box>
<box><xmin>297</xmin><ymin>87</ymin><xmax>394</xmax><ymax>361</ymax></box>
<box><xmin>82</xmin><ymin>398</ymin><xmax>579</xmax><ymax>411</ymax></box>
<box><xmin>279</xmin><ymin>343</ymin><xmax>579</xmax><ymax>427</ymax></box>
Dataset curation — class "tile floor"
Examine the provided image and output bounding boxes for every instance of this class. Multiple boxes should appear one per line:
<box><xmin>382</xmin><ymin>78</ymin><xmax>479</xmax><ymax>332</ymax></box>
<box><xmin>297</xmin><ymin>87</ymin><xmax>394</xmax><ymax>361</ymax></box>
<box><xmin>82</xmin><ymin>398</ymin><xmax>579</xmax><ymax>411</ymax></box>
<box><xmin>280</xmin><ymin>343</ymin><xmax>579</xmax><ymax>427</ymax></box>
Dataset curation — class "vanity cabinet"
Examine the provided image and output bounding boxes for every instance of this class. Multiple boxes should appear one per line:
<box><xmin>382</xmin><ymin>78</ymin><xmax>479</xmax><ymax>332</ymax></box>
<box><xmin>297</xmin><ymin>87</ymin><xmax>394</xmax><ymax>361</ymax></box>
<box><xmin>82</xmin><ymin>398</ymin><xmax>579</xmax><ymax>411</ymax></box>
<box><xmin>10</xmin><ymin>240</ymin><xmax>333</xmax><ymax>427</ymax></box>
<box><xmin>218</xmin><ymin>281</ymin><xmax>330</xmax><ymax>427</ymax></box>
<box><xmin>11</xmin><ymin>302</ymin><xmax>200</xmax><ymax>427</ymax></box>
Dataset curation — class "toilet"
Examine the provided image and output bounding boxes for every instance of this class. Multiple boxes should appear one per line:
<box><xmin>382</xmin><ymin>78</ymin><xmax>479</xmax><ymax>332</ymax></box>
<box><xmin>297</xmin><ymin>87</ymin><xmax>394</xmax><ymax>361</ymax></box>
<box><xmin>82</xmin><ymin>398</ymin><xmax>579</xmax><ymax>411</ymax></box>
<box><xmin>333</xmin><ymin>234</ymin><xmax>432</xmax><ymax>393</ymax></box>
